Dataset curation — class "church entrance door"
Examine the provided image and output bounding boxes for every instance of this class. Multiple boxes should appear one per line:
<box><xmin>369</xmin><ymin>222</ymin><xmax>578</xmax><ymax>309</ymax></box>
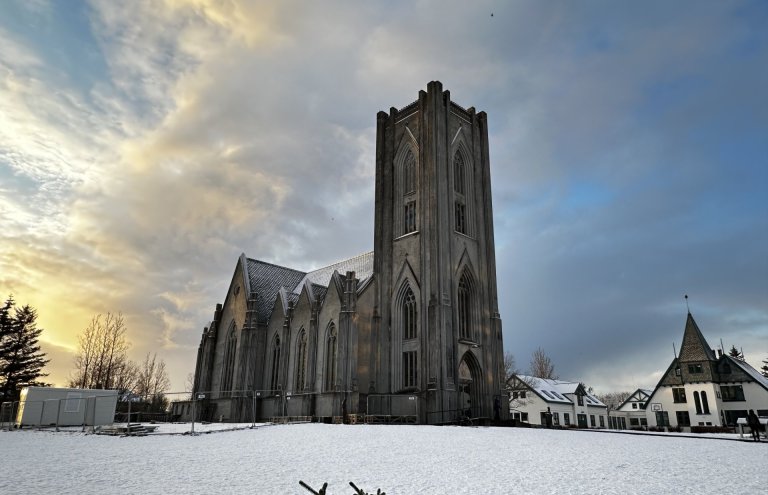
<box><xmin>458</xmin><ymin>354</ymin><xmax>480</xmax><ymax>419</ymax></box>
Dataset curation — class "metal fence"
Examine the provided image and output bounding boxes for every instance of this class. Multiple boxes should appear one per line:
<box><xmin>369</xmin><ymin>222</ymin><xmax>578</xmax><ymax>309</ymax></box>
<box><xmin>1</xmin><ymin>388</ymin><xmax>432</xmax><ymax>435</ymax></box>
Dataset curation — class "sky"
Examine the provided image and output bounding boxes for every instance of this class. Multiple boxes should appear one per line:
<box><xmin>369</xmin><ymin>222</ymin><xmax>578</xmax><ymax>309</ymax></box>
<box><xmin>1</xmin><ymin>0</ymin><xmax>766</xmax><ymax>395</ymax></box>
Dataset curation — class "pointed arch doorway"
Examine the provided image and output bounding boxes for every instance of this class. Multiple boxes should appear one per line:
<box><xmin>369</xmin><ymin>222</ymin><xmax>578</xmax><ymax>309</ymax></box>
<box><xmin>458</xmin><ymin>353</ymin><xmax>482</xmax><ymax>419</ymax></box>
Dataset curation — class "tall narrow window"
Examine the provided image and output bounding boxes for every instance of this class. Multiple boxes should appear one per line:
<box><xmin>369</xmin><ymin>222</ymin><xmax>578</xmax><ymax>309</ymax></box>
<box><xmin>457</xmin><ymin>272</ymin><xmax>474</xmax><ymax>340</ymax></box>
<box><xmin>325</xmin><ymin>324</ymin><xmax>337</xmax><ymax>391</ymax></box>
<box><xmin>701</xmin><ymin>391</ymin><xmax>710</xmax><ymax>414</ymax></box>
<box><xmin>403</xmin><ymin>288</ymin><xmax>417</xmax><ymax>340</ymax></box>
<box><xmin>693</xmin><ymin>391</ymin><xmax>702</xmax><ymax>414</ymax></box>
<box><xmin>403</xmin><ymin>150</ymin><xmax>416</xmax><ymax>194</ymax></box>
<box><xmin>221</xmin><ymin>323</ymin><xmax>237</xmax><ymax>393</ymax></box>
<box><xmin>454</xmin><ymin>151</ymin><xmax>465</xmax><ymax>195</ymax></box>
<box><xmin>455</xmin><ymin>201</ymin><xmax>466</xmax><ymax>234</ymax></box>
<box><xmin>403</xmin><ymin>351</ymin><xmax>418</xmax><ymax>388</ymax></box>
<box><xmin>270</xmin><ymin>335</ymin><xmax>281</xmax><ymax>392</ymax></box>
<box><xmin>404</xmin><ymin>201</ymin><xmax>416</xmax><ymax>234</ymax></box>
<box><xmin>295</xmin><ymin>330</ymin><xmax>308</xmax><ymax>391</ymax></box>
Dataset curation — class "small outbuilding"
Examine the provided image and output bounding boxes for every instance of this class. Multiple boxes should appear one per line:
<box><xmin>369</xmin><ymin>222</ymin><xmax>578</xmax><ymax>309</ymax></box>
<box><xmin>14</xmin><ymin>387</ymin><xmax>118</xmax><ymax>428</ymax></box>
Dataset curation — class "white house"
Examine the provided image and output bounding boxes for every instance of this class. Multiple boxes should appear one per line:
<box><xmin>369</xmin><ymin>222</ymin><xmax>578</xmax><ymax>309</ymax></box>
<box><xmin>608</xmin><ymin>388</ymin><xmax>652</xmax><ymax>430</ymax></box>
<box><xmin>644</xmin><ymin>312</ymin><xmax>768</xmax><ymax>431</ymax></box>
<box><xmin>507</xmin><ymin>374</ymin><xmax>608</xmax><ymax>429</ymax></box>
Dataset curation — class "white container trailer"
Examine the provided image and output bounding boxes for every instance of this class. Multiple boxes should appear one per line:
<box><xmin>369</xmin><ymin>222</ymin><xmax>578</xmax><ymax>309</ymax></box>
<box><xmin>15</xmin><ymin>387</ymin><xmax>118</xmax><ymax>427</ymax></box>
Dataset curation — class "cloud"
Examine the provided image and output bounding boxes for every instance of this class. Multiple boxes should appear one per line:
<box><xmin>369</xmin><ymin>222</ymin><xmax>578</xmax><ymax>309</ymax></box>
<box><xmin>0</xmin><ymin>0</ymin><xmax>766</xmax><ymax>393</ymax></box>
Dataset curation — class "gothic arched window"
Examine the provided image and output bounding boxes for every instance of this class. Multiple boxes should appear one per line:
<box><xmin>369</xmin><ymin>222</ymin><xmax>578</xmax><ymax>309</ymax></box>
<box><xmin>295</xmin><ymin>329</ymin><xmax>308</xmax><ymax>391</ymax></box>
<box><xmin>324</xmin><ymin>324</ymin><xmax>337</xmax><ymax>391</ymax></box>
<box><xmin>404</xmin><ymin>150</ymin><xmax>416</xmax><ymax>194</ymax></box>
<box><xmin>270</xmin><ymin>335</ymin><xmax>281</xmax><ymax>392</ymax></box>
<box><xmin>454</xmin><ymin>150</ymin><xmax>465</xmax><ymax>195</ymax></box>
<box><xmin>220</xmin><ymin>323</ymin><xmax>237</xmax><ymax>393</ymax></box>
<box><xmin>701</xmin><ymin>391</ymin><xmax>710</xmax><ymax>414</ymax></box>
<box><xmin>396</xmin><ymin>147</ymin><xmax>418</xmax><ymax>236</ymax></box>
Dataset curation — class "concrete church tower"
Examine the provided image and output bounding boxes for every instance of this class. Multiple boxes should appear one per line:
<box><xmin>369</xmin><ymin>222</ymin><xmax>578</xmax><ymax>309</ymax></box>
<box><xmin>181</xmin><ymin>82</ymin><xmax>505</xmax><ymax>425</ymax></box>
<box><xmin>372</xmin><ymin>81</ymin><xmax>504</xmax><ymax>422</ymax></box>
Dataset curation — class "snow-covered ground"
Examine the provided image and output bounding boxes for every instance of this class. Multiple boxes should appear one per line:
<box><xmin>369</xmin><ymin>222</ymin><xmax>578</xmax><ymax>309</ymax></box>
<box><xmin>1</xmin><ymin>424</ymin><xmax>765</xmax><ymax>494</ymax></box>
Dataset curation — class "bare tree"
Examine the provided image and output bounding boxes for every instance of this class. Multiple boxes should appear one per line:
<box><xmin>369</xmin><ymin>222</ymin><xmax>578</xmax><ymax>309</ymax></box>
<box><xmin>135</xmin><ymin>352</ymin><xmax>171</xmax><ymax>412</ymax></box>
<box><xmin>596</xmin><ymin>391</ymin><xmax>633</xmax><ymax>413</ymax></box>
<box><xmin>528</xmin><ymin>347</ymin><xmax>557</xmax><ymax>379</ymax></box>
<box><xmin>503</xmin><ymin>352</ymin><xmax>518</xmax><ymax>382</ymax></box>
<box><xmin>69</xmin><ymin>313</ymin><xmax>135</xmax><ymax>391</ymax></box>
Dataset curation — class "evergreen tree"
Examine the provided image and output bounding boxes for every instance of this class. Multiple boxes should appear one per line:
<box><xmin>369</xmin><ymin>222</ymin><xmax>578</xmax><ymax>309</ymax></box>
<box><xmin>0</xmin><ymin>298</ymin><xmax>49</xmax><ymax>401</ymax></box>
<box><xmin>728</xmin><ymin>345</ymin><xmax>744</xmax><ymax>361</ymax></box>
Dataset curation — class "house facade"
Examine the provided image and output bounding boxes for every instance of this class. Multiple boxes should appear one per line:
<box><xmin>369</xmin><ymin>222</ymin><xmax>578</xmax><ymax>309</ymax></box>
<box><xmin>173</xmin><ymin>82</ymin><xmax>506</xmax><ymax>424</ymax></box>
<box><xmin>507</xmin><ymin>374</ymin><xmax>608</xmax><ymax>429</ymax></box>
<box><xmin>644</xmin><ymin>312</ymin><xmax>768</xmax><ymax>431</ymax></box>
<box><xmin>608</xmin><ymin>388</ymin><xmax>652</xmax><ymax>430</ymax></box>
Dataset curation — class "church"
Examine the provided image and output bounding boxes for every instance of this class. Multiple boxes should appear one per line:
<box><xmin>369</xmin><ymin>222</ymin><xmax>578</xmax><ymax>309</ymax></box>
<box><xmin>180</xmin><ymin>82</ymin><xmax>506</xmax><ymax>424</ymax></box>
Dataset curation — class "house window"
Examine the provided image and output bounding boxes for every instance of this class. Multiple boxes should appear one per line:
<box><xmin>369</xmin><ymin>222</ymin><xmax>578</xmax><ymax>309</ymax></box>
<box><xmin>552</xmin><ymin>412</ymin><xmax>560</xmax><ymax>425</ymax></box>
<box><xmin>295</xmin><ymin>330</ymin><xmax>308</xmax><ymax>391</ymax></box>
<box><xmin>599</xmin><ymin>416</ymin><xmax>605</xmax><ymax>428</ymax></box>
<box><xmin>403</xmin><ymin>351</ymin><xmax>418</xmax><ymax>388</ymax></box>
<box><xmin>520</xmin><ymin>391</ymin><xmax>526</xmax><ymax>399</ymax></box>
<box><xmin>693</xmin><ymin>391</ymin><xmax>702</xmax><ymax>415</ymax></box>
<box><xmin>701</xmin><ymin>391</ymin><xmax>710</xmax><ymax>414</ymax></box>
<box><xmin>688</xmin><ymin>363</ymin><xmax>703</xmax><ymax>374</ymax></box>
<box><xmin>403</xmin><ymin>288</ymin><xmax>417</xmax><ymax>340</ymax></box>
<box><xmin>720</xmin><ymin>385</ymin><xmax>745</xmax><ymax>402</ymax></box>
<box><xmin>675</xmin><ymin>366</ymin><xmax>681</xmax><ymax>376</ymax></box>
<box><xmin>455</xmin><ymin>201</ymin><xmax>466</xmax><ymax>234</ymax></box>
<box><xmin>521</xmin><ymin>412</ymin><xmax>529</xmax><ymax>422</ymax></box>
<box><xmin>676</xmin><ymin>411</ymin><xmax>691</xmax><ymax>427</ymax></box>
<box><xmin>577</xmin><ymin>394</ymin><xmax>584</xmax><ymax>406</ymax></box>
<box><xmin>404</xmin><ymin>201</ymin><xmax>417</xmax><ymax>234</ymax></box>
<box><xmin>590</xmin><ymin>415</ymin><xmax>596</xmax><ymax>427</ymax></box>
<box><xmin>655</xmin><ymin>411</ymin><xmax>670</xmax><ymax>427</ymax></box>
<box><xmin>672</xmin><ymin>388</ymin><xmax>687</xmax><ymax>403</ymax></box>
<box><xmin>270</xmin><ymin>335</ymin><xmax>281</xmax><ymax>392</ymax></box>
<box><xmin>632</xmin><ymin>403</ymin><xmax>638</xmax><ymax>409</ymax></box>
<box><xmin>630</xmin><ymin>418</ymin><xmax>640</xmax><ymax>427</ymax></box>
<box><xmin>564</xmin><ymin>413</ymin><xmax>570</xmax><ymax>426</ymax></box>
<box><xmin>325</xmin><ymin>324</ymin><xmax>337</xmax><ymax>391</ymax></box>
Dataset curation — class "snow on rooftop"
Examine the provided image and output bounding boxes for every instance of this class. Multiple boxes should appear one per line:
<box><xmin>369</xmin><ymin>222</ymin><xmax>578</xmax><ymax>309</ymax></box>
<box><xmin>293</xmin><ymin>251</ymin><xmax>374</xmax><ymax>292</ymax></box>
<box><xmin>1</xmin><ymin>424</ymin><xmax>764</xmax><ymax>494</ymax></box>
<box><xmin>514</xmin><ymin>375</ymin><xmax>607</xmax><ymax>407</ymax></box>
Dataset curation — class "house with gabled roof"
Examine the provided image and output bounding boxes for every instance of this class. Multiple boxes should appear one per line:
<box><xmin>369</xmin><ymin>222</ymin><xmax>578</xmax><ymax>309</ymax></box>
<box><xmin>172</xmin><ymin>83</ymin><xmax>507</xmax><ymax>424</ymax></box>
<box><xmin>507</xmin><ymin>374</ymin><xmax>608</xmax><ymax>428</ymax></box>
<box><xmin>608</xmin><ymin>388</ymin><xmax>652</xmax><ymax>430</ymax></box>
<box><xmin>644</xmin><ymin>311</ymin><xmax>768</xmax><ymax>431</ymax></box>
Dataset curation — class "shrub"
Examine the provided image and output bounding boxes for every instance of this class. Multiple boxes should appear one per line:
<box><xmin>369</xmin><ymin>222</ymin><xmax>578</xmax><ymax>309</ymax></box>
<box><xmin>690</xmin><ymin>425</ymin><xmax>735</xmax><ymax>434</ymax></box>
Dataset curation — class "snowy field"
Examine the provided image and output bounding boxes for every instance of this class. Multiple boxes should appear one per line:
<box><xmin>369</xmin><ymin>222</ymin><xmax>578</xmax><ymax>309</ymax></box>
<box><xmin>1</xmin><ymin>424</ymin><xmax>766</xmax><ymax>494</ymax></box>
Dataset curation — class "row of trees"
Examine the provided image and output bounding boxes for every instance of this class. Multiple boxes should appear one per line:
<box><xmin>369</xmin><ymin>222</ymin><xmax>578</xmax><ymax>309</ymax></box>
<box><xmin>0</xmin><ymin>296</ymin><xmax>49</xmax><ymax>401</ymax></box>
<box><xmin>1</xmin><ymin>295</ymin><xmax>172</xmax><ymax>412</ymax></box>
<box><xmin>68</xmin><ymin>312</ymin><xmax>171</xmax><ymax>411</ymax></box>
